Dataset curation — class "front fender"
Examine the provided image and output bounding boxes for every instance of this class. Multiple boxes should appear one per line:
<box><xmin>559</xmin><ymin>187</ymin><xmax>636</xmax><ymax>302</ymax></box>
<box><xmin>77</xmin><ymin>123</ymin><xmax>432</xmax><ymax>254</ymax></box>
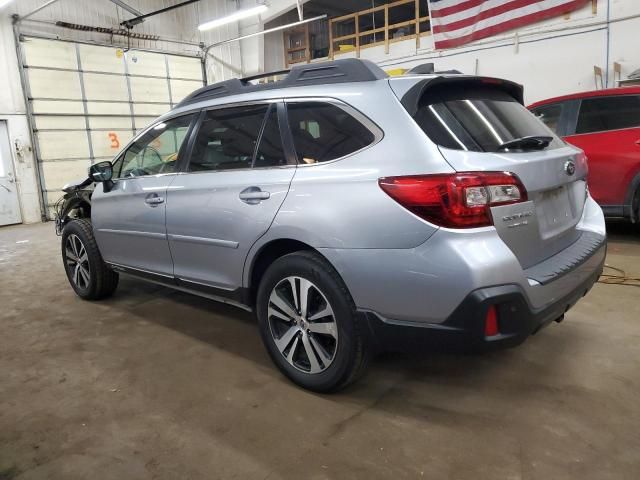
<box><xmin>54</xmin><ymin>190</ymin><xmax>93</xmax><ymax>235</ymax></box>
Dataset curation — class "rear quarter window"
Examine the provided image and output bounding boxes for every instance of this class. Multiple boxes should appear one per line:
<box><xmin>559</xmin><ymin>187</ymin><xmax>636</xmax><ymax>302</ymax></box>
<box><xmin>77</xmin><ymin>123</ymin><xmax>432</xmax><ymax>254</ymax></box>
<box><xmin>530</xmin><ymin>103</ymin><xmax>563</xmax><ymax>134</ymax></box>
<box><xmin>413</xmin><ymin>84</ymin><xmax>563</xmax><ymax>152</ymax></box>
<box><xmin>285</xmin><ymin>102</ymin><xmax>375</xmax><ymax>164</ymax></box>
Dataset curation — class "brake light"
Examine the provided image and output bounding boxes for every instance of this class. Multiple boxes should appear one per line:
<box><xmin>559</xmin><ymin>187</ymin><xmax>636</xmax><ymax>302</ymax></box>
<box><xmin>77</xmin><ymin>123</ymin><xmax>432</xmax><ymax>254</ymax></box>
<box><xmin>576</xmin><ymin>151</ymin><xmax>588</xmax><ymax>178</ymax></box>
<box><xmin>378</xmin><ymin>171</ymin><xmax>527</xmax><ymax>228</ymax></box>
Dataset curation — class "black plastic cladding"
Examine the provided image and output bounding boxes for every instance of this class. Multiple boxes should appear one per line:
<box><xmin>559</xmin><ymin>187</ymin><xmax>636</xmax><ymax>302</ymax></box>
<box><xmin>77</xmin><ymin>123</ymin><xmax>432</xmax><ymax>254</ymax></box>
<box><xmin>176</xmin><ymin>59</ymin><xmax>389</xmax><ymax>108</ymax></box>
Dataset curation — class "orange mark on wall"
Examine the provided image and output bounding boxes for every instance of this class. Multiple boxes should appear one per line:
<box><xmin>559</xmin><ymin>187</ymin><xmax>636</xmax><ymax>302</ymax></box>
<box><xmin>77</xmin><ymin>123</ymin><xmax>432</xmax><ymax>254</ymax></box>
<box><xmin>108</xmin><ymin>132</ymin><xmax>120</xmax><ymax>149</ymax></box>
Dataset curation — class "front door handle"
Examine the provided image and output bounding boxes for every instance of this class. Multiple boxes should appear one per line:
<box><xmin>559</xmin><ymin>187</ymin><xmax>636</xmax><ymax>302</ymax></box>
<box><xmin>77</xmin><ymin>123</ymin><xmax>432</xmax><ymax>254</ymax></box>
<box><xmin>239</xmin><ymin>186</ymin><xmax>270</xmax><ymax>204</ymax></box>
<box><xmin>635</xmin><ymin>139</ymin><xmax>640</xmax><ymax>146</ymax></box>
<box><xmin>145</xmin><ymin>193</ymin><xmax>164</xmax><ymax>206</ymax></box>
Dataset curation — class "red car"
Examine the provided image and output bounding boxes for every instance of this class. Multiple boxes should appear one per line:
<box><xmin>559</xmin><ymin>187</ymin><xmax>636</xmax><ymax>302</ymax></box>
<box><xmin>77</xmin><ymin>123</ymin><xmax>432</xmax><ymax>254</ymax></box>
<box><xmin>529</xmin><ymin>87</ymin><xmax>640</xmax><ymax>222</ymax></box>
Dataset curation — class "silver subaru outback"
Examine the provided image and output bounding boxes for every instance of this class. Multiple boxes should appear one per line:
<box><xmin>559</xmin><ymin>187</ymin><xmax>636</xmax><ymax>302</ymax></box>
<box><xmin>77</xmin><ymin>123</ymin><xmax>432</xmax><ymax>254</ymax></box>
<box><xmin>56</xmin><ymin>59</ymin><xmax>606</xmax><ymax>392</ymax></box>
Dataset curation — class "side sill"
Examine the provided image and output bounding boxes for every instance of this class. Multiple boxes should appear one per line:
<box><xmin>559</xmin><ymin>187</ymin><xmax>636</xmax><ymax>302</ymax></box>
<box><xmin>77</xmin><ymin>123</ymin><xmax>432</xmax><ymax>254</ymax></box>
<box><xmin>107</xmin><ymin>263</ymin><xmax>253</xmax><ymax>312</ymax></box>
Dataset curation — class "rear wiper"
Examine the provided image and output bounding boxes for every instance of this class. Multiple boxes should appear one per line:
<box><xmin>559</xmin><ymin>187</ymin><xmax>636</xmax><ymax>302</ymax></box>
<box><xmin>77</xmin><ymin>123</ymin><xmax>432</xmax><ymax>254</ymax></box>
<box><xmin>497</xmin><ymin>135</ymin><xmax>553</xmax><ymax>151</ymax></box>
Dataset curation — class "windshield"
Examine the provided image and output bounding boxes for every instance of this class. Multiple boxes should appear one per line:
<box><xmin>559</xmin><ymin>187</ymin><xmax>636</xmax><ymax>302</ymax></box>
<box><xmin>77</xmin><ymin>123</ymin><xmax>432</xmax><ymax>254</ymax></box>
<box><xmin>413</xmin><ymin>85</ymin><xmax>563</xmax><ymax>152</ymax></box>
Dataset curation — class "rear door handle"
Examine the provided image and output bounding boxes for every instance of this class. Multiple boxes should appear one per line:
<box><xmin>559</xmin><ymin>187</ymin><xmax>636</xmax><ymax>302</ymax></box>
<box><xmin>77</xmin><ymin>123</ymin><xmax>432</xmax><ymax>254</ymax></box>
<box><xmin>635</xmin><ymin>139</ymin><xmax>640</xmax><ymax>146</ymax></box>
<box><xmin>239</xmin><ymin>186</ymin><xmax>270</xmax><ymax>204</ymax></box>
<box><xmin>145</xmin><ymin>193</ymin><xmax>164</xmax><ymax>206</ymax></box>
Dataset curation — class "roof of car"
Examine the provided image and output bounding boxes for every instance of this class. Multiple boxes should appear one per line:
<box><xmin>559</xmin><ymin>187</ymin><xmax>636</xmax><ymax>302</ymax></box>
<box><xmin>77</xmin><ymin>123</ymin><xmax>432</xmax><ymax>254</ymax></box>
<box><xmin>176</xmin><ymin>58</ymin><xmax>389</xmax><ymax>108</ymax></box>
<box><xmin>528</xmin><ymin>86</ymin><xmax>640</xmax><ymax>108</ymax></box>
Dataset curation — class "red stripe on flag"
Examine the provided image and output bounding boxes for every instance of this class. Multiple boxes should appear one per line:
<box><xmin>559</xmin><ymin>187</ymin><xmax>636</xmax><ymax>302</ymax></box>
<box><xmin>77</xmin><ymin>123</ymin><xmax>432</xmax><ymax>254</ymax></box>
<box><xmin>432</xmin><ymin>0</ymin><xmax>545</xmax><ymax>35</ymax></box>
<box><xmin>433</xmin><ymin>0</ymin><xmax>588</xmax><ymax>49</ymax></box>
<box><xmin>430</xmin><ymin>0</ymin><xmax>488</xmax><ymax>19</ymax></box>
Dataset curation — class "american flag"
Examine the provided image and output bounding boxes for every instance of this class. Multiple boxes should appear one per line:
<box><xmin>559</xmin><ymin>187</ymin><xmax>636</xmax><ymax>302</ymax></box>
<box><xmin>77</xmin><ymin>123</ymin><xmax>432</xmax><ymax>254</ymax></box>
<box><xmin>428</xmin><ymin>0</ymin><xmax>590</xmax><ymax>49</ymax></box>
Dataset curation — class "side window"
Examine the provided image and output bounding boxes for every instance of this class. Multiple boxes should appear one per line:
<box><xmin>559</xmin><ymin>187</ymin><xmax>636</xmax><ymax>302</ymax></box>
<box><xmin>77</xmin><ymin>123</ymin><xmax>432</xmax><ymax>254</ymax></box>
<box><xmin>254</xmin><ymin>106</ymin><xmax>287</xmax><ymax>168</ymax></box>
<box><xmin>119</xmin><ymin>114</ymin><xmax>194</xmax><ymax>178</ymax></box>
<box><xmin>531</xmin><ymin>103</ymin><xmax>563</xmax><ymax>134</ymax></box>
<box><xmin>285</xmin><ymin>102</ymin><xmax>375</xmax><ymax>164</ymax></box>
<box><xmin>188</xmin><ymin>105</ymin><xmax>268</xmax><ymax>172</ymax></box>
<box><xmin>575</xmin><ymin>95</ymin><xmax>640</xmax><ymax>134</ymax></box>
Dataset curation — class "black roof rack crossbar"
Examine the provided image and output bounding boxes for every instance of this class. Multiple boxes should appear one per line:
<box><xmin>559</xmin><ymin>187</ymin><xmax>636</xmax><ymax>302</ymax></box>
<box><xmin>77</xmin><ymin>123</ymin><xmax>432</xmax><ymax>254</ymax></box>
<box><xmin>176</xmin><ymin>58</ymin><xmax>388</xmax><ymax>108</ymax></box>
<box><xmin>242</xmin><ymin>69</ymin><xmax>290</xmax><ymax>83</ymax></box>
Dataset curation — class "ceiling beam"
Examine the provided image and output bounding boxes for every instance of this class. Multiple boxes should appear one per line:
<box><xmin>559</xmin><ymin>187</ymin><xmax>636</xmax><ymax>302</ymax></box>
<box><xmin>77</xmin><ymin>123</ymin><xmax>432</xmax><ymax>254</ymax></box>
<box><xmin>121</xmin><ymin>0</ymin><xmax>200</xmax><ymax>29</ymax></box>
<box><xmin>107</xmin><ymin>0</ymin><xmax>144</xmax><ymax>17</ymax></box>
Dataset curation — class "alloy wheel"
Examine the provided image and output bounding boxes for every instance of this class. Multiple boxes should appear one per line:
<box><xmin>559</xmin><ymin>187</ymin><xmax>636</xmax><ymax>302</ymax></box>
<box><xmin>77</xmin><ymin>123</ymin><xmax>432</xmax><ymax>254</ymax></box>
<box><xmin>65</xmin><ymin>234</ymin><xmax>91</xmax><ymax>289</ymax></box>
<box><xmin>267</xmin><ymin>276</ymin><xmax>338</xmax><ymax>374</ymax></box>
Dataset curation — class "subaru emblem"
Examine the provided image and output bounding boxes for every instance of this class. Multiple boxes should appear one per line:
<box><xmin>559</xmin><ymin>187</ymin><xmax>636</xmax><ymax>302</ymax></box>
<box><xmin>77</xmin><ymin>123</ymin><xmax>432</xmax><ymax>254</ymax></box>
<box><xmin>564</xmin><ymin>160</ymin><xmax>576</xmax><ymax>176</ymax></box>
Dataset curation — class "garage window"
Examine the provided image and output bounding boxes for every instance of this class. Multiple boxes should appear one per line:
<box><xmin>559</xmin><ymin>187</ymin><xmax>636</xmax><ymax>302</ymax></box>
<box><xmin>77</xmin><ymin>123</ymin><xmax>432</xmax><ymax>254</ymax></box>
<box><xmin>286</xmin><ymin>102</ymin><xmax>375</xmax><ymax>164</ymax></box>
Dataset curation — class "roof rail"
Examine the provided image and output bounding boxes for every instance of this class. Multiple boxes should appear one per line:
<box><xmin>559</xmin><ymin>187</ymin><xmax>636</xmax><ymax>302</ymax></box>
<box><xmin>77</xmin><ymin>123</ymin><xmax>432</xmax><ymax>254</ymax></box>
<box><xmin>176</xmin><ymin>58</ymin><xmax>388</xmax><ymax>108</ymax></box>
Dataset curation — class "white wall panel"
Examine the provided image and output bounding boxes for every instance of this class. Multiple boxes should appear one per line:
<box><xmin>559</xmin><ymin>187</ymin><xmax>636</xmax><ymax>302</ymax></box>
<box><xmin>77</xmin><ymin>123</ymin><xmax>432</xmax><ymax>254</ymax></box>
<box><xmin>79</xmin><ymin>44</ymin><xmax>125</xmax><ymax>74</ymax></box>
<box><xmin>88</xmin><ymin>116</ymin><xmax>132</xmax><ymax>130</ymax></box>
<box><xmin>91</xmin><ymin>130</ymin><xmax>133</xmax><ymax>158</ymax></box>
<box><xmin>133</xmin><ymin>104</ymin><xmax>171</xmax><ymax>116</ymax></box>
<box><xmin>41</xmin><ymin>160</ymin><xmax>91</xmax><ymax>190</ymax></box>
<box><xmin>86</xmin><ymin>102</ymin><xmax>131</xmax><ymax>115</ymax></box>
<box><xmin>32</xmin><ymin>100</ymin><xmax>84</xmax><ymax>114</ymax></box>
<box><xmin>27</xmin><ymin>70</ymin><xmax>82</xmax><ymax>99</ymax></box>
<box><xmin>126</xmin><ymin>51</ymin><xmax>166</xmax><ymax>77</ymax></box>
<box><xmin>34</xmin><ymin>116</ymin><xmax>86</xmax><ymax>130</ymax></box>
<box><xmin>168</xmin><ymin>56</ymin><xmax>203</xmax><ymax>80</ymax></box>
<box><xmin>37</xmin><ymin>131</ymin><xmax>90</xmax><ymax>159</ymax></box>
<box><xmin>170</xmin><ymin>79</ymin><xmax>203</xmax><ymax>103</ymax></box>
<box><xmin>130</xmin><ymin>76</ymin><xmax>170</xmax><ymax>103</ymax></box>
<box><xmin>22</xmin><ymin>38</ymin><xmax>77</xmax><ymax>69</ymax></box>
<box><xmin>83</xmin><ymin>73</ymin><xmax>129</xmax><ymax>101</ymax></box>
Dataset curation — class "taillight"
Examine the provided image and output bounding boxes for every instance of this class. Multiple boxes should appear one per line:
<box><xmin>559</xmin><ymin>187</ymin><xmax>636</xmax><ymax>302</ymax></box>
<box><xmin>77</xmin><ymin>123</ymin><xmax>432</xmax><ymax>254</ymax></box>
<box><xmin>576</xmin><ymin>151</ymin><xmax>588</xmax><ymax>178</ymax></box>
<box><xmin>378</xmin><ymin>171</ymin><xmax>527</xmax><ymax>228</ymax></box>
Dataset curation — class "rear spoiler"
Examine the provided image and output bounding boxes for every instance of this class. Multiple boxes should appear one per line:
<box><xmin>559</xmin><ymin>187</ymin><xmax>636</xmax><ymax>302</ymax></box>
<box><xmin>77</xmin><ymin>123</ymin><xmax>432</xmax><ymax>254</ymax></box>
<box><xmin>400</xmin><ymin>76</ymin><xmax>525</xmax><ymax>117</ymax></box>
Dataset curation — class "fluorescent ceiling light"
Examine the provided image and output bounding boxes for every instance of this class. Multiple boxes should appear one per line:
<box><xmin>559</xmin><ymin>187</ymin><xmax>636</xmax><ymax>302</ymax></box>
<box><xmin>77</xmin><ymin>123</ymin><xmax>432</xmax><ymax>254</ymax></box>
<box><xmin>206</xmin><ymin>14</ymin><xmax>327</xmax><ymax>49</ymax></box>
<box><xmin>198</xmin><ymin>4</ymin><xmax>268</xmax><ymax>31</ymax></box>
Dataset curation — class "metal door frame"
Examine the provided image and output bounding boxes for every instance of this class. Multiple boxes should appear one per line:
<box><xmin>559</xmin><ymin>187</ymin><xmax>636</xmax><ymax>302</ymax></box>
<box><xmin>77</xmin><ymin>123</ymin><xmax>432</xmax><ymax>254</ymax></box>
<box><xmin>0</xmin><ymin>119</ymin><xmax>24</xmax><ymax>225</ymax></box>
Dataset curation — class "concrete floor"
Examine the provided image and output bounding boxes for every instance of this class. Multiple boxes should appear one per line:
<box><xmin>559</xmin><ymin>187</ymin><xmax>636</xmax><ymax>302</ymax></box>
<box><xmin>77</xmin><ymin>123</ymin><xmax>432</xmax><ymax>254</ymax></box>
<box><xmin>0</xmin><ymin>222</ymin><xmax>639</xmax><ymax>480</ymax></box>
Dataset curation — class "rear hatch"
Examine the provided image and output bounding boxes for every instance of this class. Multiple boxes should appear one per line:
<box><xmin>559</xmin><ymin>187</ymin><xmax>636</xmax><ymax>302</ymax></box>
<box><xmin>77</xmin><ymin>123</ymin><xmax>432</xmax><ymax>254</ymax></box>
<box><xmin>395</xmin><ymin>77</ymin><xmax>588</xmax><ymax>269</ymax></box>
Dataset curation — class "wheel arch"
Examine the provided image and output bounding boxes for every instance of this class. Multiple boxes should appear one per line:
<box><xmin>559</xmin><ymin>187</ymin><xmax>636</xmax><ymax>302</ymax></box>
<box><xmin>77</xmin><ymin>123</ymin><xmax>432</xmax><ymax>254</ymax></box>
<box><xmin>57</xmin><ymin>194</ymin><xmax>92</xmax><ymax>232</ymax></box>
<box><xmin>623</xmin><ymin>169</ymin><xmax>640</xmax><ymax>222</ymax></box>
<box><xmin>244</xmin><ymin>237</ymin><xmax>337</xmax><ymax>307</ymax></box>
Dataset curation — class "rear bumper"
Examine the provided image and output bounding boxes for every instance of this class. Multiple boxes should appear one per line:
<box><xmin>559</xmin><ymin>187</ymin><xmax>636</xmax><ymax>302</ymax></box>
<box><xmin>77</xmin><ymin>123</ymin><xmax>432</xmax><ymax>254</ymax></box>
<box><xmin>362</xmin><ymin>260</ymin><xmax>603</xmax><ymax>353</ymax></box>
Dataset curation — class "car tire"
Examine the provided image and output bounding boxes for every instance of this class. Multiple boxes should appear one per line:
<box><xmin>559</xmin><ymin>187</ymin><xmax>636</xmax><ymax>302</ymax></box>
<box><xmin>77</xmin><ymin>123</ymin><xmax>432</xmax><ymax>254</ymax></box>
<box><xmin>61</xmin><ymin>219</ymin><xmax>119</xmax><ymax>300</ymax></box>
<box><xmin>634</xmin><ymin>187</ymin><xmax>640</xmax><ymax>224</ymax></box>
<box><xmin>256</xmin><ymin>251</ymin><xmax>370</xmax><ymax>392</ymax></box>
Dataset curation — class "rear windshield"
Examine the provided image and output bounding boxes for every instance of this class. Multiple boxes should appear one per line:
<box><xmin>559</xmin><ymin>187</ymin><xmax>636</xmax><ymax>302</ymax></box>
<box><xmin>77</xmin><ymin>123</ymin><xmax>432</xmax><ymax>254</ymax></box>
<box><xmin>413</xmin><ymin>85</ymin><xmax>563</xmax><ymax>152</ymax></box>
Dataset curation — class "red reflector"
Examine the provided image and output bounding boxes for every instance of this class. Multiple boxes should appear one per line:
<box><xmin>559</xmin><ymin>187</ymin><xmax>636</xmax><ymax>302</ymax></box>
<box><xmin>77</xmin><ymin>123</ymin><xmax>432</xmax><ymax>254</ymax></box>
<box><xmin>484</xmin><ymin>305</ymin><xmax>499</xmax><ymax>337</ymax></box>
<box><xmin>378</xmin><ymin>172</ymin><xmax>527</xmax><ymax>228</ymax></box>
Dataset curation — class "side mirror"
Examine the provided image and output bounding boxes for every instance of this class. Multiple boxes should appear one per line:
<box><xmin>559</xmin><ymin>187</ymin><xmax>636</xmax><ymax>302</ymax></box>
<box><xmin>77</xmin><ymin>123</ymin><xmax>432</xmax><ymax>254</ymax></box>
<box><xmin>89</xmin><ymin>161</ymin><xmax>114</xmax><ymax>191</ymax></box>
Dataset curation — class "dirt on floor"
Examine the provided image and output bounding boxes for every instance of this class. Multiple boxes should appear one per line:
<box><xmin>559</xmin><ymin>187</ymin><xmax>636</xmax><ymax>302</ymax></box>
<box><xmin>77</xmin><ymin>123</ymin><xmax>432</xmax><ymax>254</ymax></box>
<box><xmin>1</xmin><ymin>222</ymin><xmax>639</xmax><ymax>480</ymax></box>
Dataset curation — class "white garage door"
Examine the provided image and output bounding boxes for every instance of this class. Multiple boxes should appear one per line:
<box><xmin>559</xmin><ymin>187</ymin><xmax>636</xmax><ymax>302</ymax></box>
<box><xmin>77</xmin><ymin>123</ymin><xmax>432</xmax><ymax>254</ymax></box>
<box><xmin>20</xmin><ymin>37</ymin><xmax>204</xmax><ymax>217</ymax></box>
